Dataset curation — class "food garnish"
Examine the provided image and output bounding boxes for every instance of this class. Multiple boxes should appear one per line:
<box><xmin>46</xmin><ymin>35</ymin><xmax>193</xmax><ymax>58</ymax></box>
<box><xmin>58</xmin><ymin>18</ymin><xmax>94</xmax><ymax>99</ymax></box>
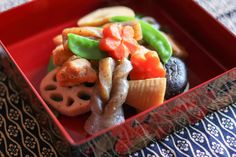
<box><xmin>130</xmin><ymin>46</ymin><xmax>166</xmax><ymax>80</ymax></box>
<box><xmin>99</xmin><ymin>23</ymin><xmax>139</xmax><ymax>60</ymax></box>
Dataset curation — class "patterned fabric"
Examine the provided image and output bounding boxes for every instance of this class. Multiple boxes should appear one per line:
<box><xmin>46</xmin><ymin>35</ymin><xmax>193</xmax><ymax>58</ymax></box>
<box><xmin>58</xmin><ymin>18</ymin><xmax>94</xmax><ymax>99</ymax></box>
<box><xmin>0</xmin><ymin>65</ymin><xmax>68</xmax><ymax>157</ymax></box>
<box><xmin>131</xmin><ymin>104</ymin><xmax>236</xmax><ymax>157</ymax></box>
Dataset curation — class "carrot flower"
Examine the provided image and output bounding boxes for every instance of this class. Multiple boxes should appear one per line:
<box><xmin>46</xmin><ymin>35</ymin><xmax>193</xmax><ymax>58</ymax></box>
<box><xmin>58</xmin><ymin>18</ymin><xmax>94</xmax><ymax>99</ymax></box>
<box><xmin>130</xmin><ymin>47</ymin><xmax>166</xmax><ymax>80</ymax></box>
<box><xmin>99</xmin><ymin>23</ymin><xmax>139</xmax><ymax>60</ymax></box>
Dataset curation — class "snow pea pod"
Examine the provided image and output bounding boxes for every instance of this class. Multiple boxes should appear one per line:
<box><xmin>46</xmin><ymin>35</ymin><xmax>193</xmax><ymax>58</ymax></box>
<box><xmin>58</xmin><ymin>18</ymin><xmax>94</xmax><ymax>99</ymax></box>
<box><xmin>140</xmin><ymin>20</ymin><xmax>172</xmax><ymax>64</ymax></box>
<box><xmin>110</xmin><ymin>16</ymin><xmax>172</xmax><ymax>64</ymax></box>
<box><xmin>68</xmin><ymin>33</ymin><xmax>107</xmax><ymax>60</ymax></box>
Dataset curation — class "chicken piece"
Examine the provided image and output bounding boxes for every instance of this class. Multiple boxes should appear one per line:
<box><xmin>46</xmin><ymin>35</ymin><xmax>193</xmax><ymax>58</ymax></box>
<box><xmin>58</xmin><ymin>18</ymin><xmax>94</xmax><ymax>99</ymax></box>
<box><xmin>56</xmin><ymin>58</ymin><xmax>97</xmax><ymax>87</ymax></box>
<box><xmin>52</xmin><ymin>44</ymin><xmax>73</xmax><ymax>66</ymax></box>
<box><xmin>84</xmin><ymin>58</ymin><xmax>132</xmax><ymax>135</ymax></box>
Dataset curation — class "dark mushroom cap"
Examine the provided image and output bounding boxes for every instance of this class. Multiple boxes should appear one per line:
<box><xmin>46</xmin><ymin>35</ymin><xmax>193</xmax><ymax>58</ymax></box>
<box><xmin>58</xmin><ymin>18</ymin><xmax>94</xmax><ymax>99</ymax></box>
<box><xmin>165</xmin><ymin>57</ymin><xmax>188</xmax><ymax>99</ymax></box>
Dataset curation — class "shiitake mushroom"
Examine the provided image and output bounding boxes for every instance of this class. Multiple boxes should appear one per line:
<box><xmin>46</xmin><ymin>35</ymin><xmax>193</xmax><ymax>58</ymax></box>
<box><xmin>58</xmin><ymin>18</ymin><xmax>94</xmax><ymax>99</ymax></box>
<box><xmin>165</xmin><ymin>57</ymin><xmax>188</xmax><ymax>99</ymax></box>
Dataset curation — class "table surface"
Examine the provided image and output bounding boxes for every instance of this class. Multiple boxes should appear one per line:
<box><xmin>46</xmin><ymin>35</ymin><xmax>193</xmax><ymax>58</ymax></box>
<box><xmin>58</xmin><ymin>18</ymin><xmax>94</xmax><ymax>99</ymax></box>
<box><xmin>0</xmin><ymin>0</ymin><xmax>236</xmax><ymax>157</ymax></box>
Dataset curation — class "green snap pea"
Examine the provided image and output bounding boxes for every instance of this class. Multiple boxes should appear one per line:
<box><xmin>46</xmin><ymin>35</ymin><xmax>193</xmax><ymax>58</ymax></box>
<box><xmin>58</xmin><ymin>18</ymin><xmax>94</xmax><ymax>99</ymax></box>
<box><xmin>110</xmin><ymin>16</ymin><xmax>172</xmax><ymax>64</ymax></box>
<box><xmin>140</xmin><ymin>20</ymin><xmax>172</xmax><ymax>64</ymax></box>
<box><xmin>68</xmin><ymin>33</ymin><xmax>107</xmax><ymax>60</ymax></box>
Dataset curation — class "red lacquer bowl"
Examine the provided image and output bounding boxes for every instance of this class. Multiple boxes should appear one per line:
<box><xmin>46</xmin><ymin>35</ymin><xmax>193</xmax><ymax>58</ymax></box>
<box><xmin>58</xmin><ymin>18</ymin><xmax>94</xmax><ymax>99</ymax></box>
<box><xmin>0</xmin><ymin>0</ymin><xmax>236</xmax><ymax>156</ymax></box>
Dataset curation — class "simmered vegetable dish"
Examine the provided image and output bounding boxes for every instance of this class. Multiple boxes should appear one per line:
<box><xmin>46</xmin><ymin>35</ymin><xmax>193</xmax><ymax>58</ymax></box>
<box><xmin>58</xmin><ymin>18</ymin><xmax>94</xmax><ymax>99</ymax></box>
<box><xmin>40</xmin><ymin>6</ymin><xmax>188</xmax><ymax>134</ymax></box>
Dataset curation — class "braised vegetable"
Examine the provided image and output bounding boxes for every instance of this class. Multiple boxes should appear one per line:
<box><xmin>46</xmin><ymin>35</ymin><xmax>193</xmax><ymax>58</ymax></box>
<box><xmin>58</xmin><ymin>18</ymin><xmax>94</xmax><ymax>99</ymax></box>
<box><xmin>40</xmin><ymin>6</ymin><xmax>189</xmax><ymax>135</ymax></box>
<box><xmin>98</xmin><ymin>57</ymin><xmax>116</xmax><ymax>102</ymax></box>
<box><xmin>126</xmin><ymin>78</ymin><xmax>166</xmax><ymax>111</ymax></box>
<box><xmin>68</xmin><ymin>33</ymin><xmax>107</xmax><ymax>60</ymax></box>
<box><xmin>110</xmin><ymin>16</ymin><xmax>172</xmax><ymax>64</ymax></box>
<box><xmin>40</xmin><ymin>68</ymin><xmax>94</xmax><ymax>116</ymax></box>
<box><xmin>84</xmin><ymin>58</ymin><xmax>132</xmax><ymax>134</ymax></box>
<box><xmin>130</xmin><ymin>47</ymin><xmax>166</xmax><ymax>80</ymax></box>
<box><xmin>165</xmin><ymin>57</ymin><xmax>188</xmax><ymax>99</ymax></box>
<box><xmin>140</xmin><ymin>20</ymin><xmax>172</xmax><ymax>64</ymax></box>
<box><xmin>99</xmin><ymin>23</ymin><xmax>139</xmax><ymax>60</ymax></box>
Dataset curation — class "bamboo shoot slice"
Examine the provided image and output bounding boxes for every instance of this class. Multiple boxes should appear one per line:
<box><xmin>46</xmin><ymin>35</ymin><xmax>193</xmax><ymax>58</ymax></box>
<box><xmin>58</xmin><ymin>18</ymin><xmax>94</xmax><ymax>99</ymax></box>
<box><xmin>126</xmin><ymin>78</ymin><xmax>166</xmax><ymax>111</ymax></box>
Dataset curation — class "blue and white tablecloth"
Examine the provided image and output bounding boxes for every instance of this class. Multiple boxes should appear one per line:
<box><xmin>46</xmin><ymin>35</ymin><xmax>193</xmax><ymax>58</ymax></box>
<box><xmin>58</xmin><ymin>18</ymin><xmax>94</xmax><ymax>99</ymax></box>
<box><xmin>131</xmin><ymin>104</ymin><xmax>236</xmax><ymax>157</ymax></box>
